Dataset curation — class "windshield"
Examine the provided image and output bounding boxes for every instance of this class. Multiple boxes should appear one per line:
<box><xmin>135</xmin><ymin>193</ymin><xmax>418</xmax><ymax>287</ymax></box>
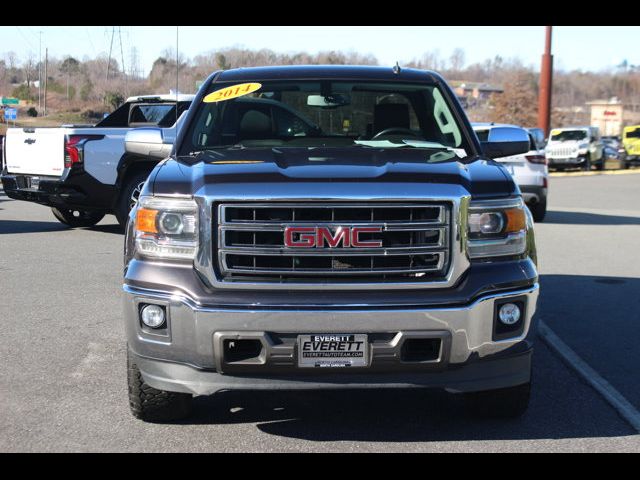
<box><xmin>550</xmin><ymin>129</ymin><xmax>588</xmax><ymax>142</ymax></box>
<box><xmin>180</xmin><ymin>80</ymin><xmax>469</xmax><ymax>156</ymax></box>
<box><xmin>625</xmin><ymin>128</ymin><xmax>640</xmax><ymax>139</ymax></box>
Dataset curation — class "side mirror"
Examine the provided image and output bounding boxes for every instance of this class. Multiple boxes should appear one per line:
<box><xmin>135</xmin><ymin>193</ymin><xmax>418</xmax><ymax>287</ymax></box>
<box><xmin>481</xmin><ymin>126</ymin><xmax>530</xmax><ymax>159</ymax></box>
<box><xmin>125</xmin><ymin>127</ymin><xmax>172</xmax><ymax>159</ymax></box>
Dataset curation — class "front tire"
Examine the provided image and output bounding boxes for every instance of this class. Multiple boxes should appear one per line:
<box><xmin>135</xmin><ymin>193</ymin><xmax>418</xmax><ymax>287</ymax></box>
<box><xmin>464</xmin><ymin>381</ymin><xmax>531</xmax><ymax>418</ymax></box>
<box><xmin>582</xmin><ymin>155</ymin><xmax>592</xmax><ymax>171</ymax></box>
<box><xmin>529</xmin><ymin>198</ymin><xmax>547</xmax><ymax>222</ymax></box>
<box><xmin>127</xmin><ymin>350</ymin><xmax>193</xmax><ymax>422</ymax></box>
<box><xmin>51</xmin><ymin>207</ymin><xmax>105</xmax><ymax>228</ymax></box>
<box><xmin>115</xmin><ymin>171</ymin><xmax>151</xmax><ymax>228</ymax></box>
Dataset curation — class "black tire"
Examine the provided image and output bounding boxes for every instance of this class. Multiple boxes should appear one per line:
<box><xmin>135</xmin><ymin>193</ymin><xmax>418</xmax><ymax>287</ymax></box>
<box><xmin>582</xmin><ymin>155</ymin><xmax>591</xmax><ymax>171</ymax></box>
<box><xmin>51</xmin><ymin>207</ymin><xmax>105</xmax><ymax>228</ymax></box>
<box><xmin>597</xmin><ymin>155</ymin><xmax>605</xmax><ymax>171</ymax></box>
<box><xmin>127</xmin><ymin>349</ymin><xmax>193</xmax><ymax>422</ymax></box>
<box><xmin>115</xmin><ymin>171</ymin><xmax>151</xmax><ymax>228</ymax></box>
<box><xmin>529</xmin><ymin>198</ymin><xmax>547</xmax><ymax>222</ymax></box>
<box><xmin>464</xmin><ymin>382</ymin><xmax>531</xmax><ymax>418</ymax></box>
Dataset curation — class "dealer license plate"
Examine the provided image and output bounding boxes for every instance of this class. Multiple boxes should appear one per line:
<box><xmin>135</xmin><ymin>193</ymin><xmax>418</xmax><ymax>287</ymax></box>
<box><xmin>25</xmin><ymin>176</ymin><xmax>40</xmax><ymax>189</ymax></box>
<box><xmin>297</xmin><ymin>334</ymin><xmax>368</xmax><ymax>368</ymax></box>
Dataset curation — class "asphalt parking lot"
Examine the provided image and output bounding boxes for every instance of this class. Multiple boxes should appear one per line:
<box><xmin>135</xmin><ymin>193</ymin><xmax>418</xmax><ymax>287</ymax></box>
<box><xmin>1</xmin><ymin>172</ymin><xmax>640</xmax><ymax>452</ymax></box>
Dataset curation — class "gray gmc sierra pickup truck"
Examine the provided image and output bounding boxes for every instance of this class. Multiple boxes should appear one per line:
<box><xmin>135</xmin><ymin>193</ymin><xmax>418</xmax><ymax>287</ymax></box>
<box><xmin>122</xmin><ymin>65</ymin><xmax>539</xmax><ymax>422</ymax></box>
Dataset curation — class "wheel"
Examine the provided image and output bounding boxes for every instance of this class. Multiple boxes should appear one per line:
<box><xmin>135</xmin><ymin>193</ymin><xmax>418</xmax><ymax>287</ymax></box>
<box><xmin>115</xmin><ymin>171</ymin><xmax>151</xmax><ymax>228</ymax></box>
<box><xmin>464</xmin><ymin>382</ymin><xmax>531</xmax><ymax>418</ymax></box>
<box><xmin>127</xmin><ymin>349</ymin><xmax>193</xmax><ymax>422</ymax></box>
<box><xmin>51</xmin><ymin>207</ymin><xmax>105</xmax><ymax>228</ymax></box>
<box><xmin>582</xmin><ymin>155</ymin><xmax>591</xmax><ymax>171</ymax></box>
<box><xmin>529</xmin><ymin>198</ymin><xmax>547</xmax><ymax>222</ymax></box>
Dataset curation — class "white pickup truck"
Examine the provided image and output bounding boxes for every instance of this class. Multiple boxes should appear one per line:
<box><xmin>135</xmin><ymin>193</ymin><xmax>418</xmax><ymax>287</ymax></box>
<box><xmin>1</xmin><ymin>94</ymin><xmax>193</xmax><ymax>228</ymax></box>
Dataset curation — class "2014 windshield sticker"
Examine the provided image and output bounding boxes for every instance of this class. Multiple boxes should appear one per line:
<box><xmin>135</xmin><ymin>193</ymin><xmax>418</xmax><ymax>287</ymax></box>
<box><xmin>203</xmin><ymin>83</ymin><xmax>262</xmax><ymax>103</ymax></box>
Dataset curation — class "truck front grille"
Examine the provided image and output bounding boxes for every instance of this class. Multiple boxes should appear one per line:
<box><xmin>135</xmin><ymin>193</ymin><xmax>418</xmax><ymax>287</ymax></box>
<box><xmin>547</xmin><ymin>147</ymin><xmax>576</xmax><ymax>157</ymax></box>
<box><xmin>215</xmin><ymin>202</ymin><xmax>451</xmax><ymax>284</ymax></box>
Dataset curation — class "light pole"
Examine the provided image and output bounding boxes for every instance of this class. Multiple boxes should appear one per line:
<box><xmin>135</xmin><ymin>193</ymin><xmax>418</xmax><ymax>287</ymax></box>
<box><xmin>538</xmin><ymin>26</ymin><xmax>553</xmax><ymax>137</ymax></box>
<box><xmin>38</xmin><ymin>30</ymin><xmax>42</xmax><ymax>112</ymax></box>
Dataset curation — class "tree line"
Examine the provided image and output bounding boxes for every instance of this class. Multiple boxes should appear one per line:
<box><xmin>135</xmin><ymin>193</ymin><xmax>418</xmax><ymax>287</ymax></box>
<box><xmin>1</xmin><ymin>46</ymin><xmax>638</xmax><ymax>126</ymax></box>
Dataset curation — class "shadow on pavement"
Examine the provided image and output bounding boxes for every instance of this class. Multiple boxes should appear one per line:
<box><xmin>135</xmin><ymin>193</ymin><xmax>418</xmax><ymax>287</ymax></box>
<box><xmin>174</xmin><ymin>339</ymin><xmax>635</xmax><ymax>441</ymax></box>
<box><xmin>91</xmin><ymin>223</ymin><xmax>124</xmax><ymax>235</ymax></box>
<box><xmin>0</xmin><ymin>219</ymin><xmax>123</xmax><ymax>235</ymax></box>
<box><xmin>0</xmin><ymin>219</ymin><xmax>68</xmax><ymax>234</ymax></box>
<box><xmin>544</xmin><ymin>210</ymin><xmax>640</xmax><ymax>225</ymax></box>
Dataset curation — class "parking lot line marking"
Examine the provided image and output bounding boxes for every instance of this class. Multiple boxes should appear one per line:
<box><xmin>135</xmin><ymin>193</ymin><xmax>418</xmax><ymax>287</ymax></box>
<box><xmin>538</xmin><ymin>321</ymin><xmax>640</xmax><ymax>433</ymax></box>
<box><xmin>550</xmin><ymin>169</ymin><xmax>640</xmax><ymax>178</ymax></box>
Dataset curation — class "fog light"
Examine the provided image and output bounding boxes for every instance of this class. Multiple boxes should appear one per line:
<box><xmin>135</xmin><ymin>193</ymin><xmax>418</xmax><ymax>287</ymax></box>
<box><xmin>140</xmin><ymin>304</ymin><xmax>166</xmax><ymax>328</ymax></box>
<box><xmin>498</xmin><ymin>303</ymin><xmax>521</xmax><ymax>325</ymax></box>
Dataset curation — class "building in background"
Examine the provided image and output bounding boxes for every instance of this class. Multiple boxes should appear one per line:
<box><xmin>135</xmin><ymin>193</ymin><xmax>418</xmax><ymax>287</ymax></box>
<box><xmin>588</xmin><ymin>97</ymin><xmax>640</xmax><ymax>137</ymax></box>
<box><xmin>449</xmin><ymin>81</ymin><xmax>503</xmax><ymax>108</ymax></box>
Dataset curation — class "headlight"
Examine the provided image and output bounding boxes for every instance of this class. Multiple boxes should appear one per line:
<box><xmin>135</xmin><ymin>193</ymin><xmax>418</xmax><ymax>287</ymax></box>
<box><xmin>134</xmin><ymin>196</ymin><xmax>198</xmax><ymax>260</ymax></box>
<box><xmin>467</xmin><ymin>198</ymin><xmax>528</xmax><ymax>259</ymax></box>
<box><xmin>578</xmin><ymin>143</ymin><xmax>588</xmax><ymax>149</ymax></box>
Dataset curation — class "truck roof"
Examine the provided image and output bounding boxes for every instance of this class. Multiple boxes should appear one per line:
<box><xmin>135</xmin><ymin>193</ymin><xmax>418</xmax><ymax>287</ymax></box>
<box><xmin>215</xmin><ymin>65</ymin><xmax>439</xmax><ymax>83</ymax></box>
<box><xmin>471</xmin><ymin>122</ymin><xmax>522</xmax><ymax>129</ymax></box>
<box><xmin>552</xmin><ymin>126</ymin><xmax>593</xmax><ymax>131</ymax></box>
<box><xmin>125</xmin><ymin>93</ymin><xmax>195</xmax><ymax>103</ymax></box>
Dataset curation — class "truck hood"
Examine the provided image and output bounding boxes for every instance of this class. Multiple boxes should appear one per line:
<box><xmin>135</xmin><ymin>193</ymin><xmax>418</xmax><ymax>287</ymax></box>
<box><xmin>546</xmin><ymin>140</ymin><xmax>586</xmax><ymax>150</ymax></box>
<box><xmin>151</xmin><ymin>148</ymin><xmax>517</xmax><ymax>199</ymax></box>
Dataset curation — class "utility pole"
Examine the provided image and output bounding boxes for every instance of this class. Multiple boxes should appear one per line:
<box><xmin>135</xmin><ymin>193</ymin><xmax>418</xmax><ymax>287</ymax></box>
<box><xmin>118</xmin><ymin>26</ymin><xmax>127</xmax><ymax>96</ymax></box>
<box><xmin>38</xmin><ymin>31</ymin><xmax>42</xmax><ymax>112</ymax></box>
<box><xmin>106</xmin><ymin>27</ymin><xmax>115</xmax><ymax>82</ymax></box>
<box><xmin>43</xmin><ymin>48</ymin><xmax>48</xmax><ymax>116</ymax></box>
<box><xmin>538</xmin><ymin>26</ymin><xmax>553</xmax><ymax>137</ymax></box>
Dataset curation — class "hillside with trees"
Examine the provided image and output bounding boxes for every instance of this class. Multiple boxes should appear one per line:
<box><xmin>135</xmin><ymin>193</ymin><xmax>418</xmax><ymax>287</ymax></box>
<box><xmin>1</xmin><ymin>46</ymin><xmax>639</xmax><ymax>128</ymax></box>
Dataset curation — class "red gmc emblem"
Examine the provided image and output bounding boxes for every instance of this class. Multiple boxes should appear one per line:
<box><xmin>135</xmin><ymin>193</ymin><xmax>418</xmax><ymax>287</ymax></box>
<box><xmin>284</xmin><ymin>226</ymin><xmax>383</xmax><ymax>248</ymax></box>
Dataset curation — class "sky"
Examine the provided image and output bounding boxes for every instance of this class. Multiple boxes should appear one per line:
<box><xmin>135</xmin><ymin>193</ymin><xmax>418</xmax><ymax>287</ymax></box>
<box><xmin>3</xmin><ymin>26</ymin><xmax>638</xmax><ymax>77</ymax></box>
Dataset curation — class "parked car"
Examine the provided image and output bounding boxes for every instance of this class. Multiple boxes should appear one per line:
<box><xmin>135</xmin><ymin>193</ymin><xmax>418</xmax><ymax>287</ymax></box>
<box><xmin>473</xmin><ymin>123</ymin><xmax>548</xmax><ymax>222</ymax></box>
<box><xmin>545</xmin><ymin>126</ymin><xmax>605</xmax><ymax>171</ymax></box>
<box><xmin>622</xmin><ymin>125</ymin><xmax>640</xmax><ymax>167</ymax></box>
<box><xmin>0</xmin><ymin>94</ymin><xmax>194</xmax><ymax>228</ymax></box>
<box><xmin>122</xmin><ymin>65</ymin><xmax>539</xmax><ymax>422</ymax></box>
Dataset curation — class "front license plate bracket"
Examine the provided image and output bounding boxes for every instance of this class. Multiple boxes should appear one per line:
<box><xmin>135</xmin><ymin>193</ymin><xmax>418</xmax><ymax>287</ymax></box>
<box><xmin>297</xmin><ymin>333</ymin><xmax>368</xmax><ymax>368</ymax></box>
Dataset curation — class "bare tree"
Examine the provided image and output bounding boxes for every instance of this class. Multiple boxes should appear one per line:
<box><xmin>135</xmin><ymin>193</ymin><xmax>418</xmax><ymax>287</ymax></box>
<box><xmin>449</xmin><ymin>48</ymin><xmax>465</xmax><ymax>73</ymax></box>
<box><xmin>489</xmin><ymin>71</ymin><xmax>538</xmax><ymax>126</ymax></box>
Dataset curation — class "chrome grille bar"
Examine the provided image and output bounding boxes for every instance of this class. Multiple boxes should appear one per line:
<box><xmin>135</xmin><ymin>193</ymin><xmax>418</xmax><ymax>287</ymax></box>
<box><xmin>215</xmin><ymin>202</ymin><xmax>451</xmax><ymax>281</ymax></box>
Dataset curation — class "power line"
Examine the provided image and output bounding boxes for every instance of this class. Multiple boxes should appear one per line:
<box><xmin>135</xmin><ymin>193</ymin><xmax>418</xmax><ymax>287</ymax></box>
<box><xmin>85</xmin><ymin>27</ymin><xmax>97</xmax><ymax>55</ymax></box>
<box><xmin>15</xmin><ymin>27</ymin><xmax>35</xmax><ymax>50</ymax></box>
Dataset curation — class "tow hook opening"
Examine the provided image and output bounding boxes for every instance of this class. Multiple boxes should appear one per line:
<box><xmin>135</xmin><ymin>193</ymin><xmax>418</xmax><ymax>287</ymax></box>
<box><xmin>400</xmin><ymin>338</ymin><xmax>441</xmax><ymax>363</ymax></box>
<box><xmin>223</xmin><ymin>339</ymin><xmax>264</xmax><ymax>363</ymax></box>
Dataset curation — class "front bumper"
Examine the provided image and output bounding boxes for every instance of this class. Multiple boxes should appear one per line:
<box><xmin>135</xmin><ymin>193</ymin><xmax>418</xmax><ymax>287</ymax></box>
<box><xmin>547</xmin><ymin>155</ymin><xmax>587</xmax><ymax>167</ymax></box>
<box><xmin>124</xmin><ymin>282</ymin><xmax>539</xmax><ymax>395</ymax></box>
